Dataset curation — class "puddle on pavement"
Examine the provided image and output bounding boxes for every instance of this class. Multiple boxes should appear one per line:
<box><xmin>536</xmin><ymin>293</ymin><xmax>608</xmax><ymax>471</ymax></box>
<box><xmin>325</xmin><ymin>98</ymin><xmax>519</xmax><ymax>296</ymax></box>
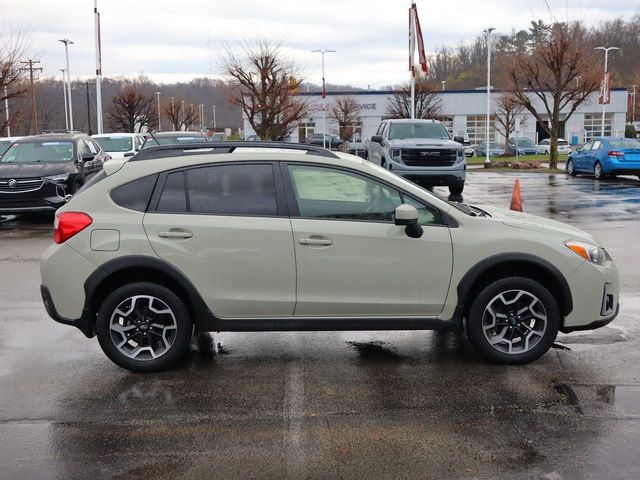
<box><xmin>554</xmin><ymin>383</ymin><xmax>640</xmax><ymax>417</ymax></box>
<box><xmin>346</xmin><ymin>341</ymin><xmax>402</xmax><ymax>360</ymax></box>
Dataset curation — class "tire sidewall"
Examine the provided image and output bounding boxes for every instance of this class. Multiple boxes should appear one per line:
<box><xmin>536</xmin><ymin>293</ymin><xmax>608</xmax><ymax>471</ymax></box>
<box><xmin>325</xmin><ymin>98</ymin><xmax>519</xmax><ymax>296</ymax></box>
<box><xmin>567</xmin><ymin>159</ymin><xmax>575</xmax><ymax>176</ymax></box>
<box><xmin>467</xmin><ymin>277</ymin><xmax>560</xmax><ymax>365</ymax></box>
<box><xmin>594</xmin><ymin>162</ymin><xmax>603</xmax><ymax>180</ymax></box>
<box><xmin>96</xmin><ymin>282</ymin><xmax>192</xmax><ymax>372</ymax></box>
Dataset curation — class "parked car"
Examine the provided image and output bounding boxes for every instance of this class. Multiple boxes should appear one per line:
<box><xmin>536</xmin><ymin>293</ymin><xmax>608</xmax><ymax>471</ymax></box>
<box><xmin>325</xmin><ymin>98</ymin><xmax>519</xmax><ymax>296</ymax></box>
<box><xmin>245</xmin><ymin>135</ymin><xmax>262</xmax><ymax>142</ymax></box>
<box><xmin>366</xmin><ymin>119</ymin><xmax>466</xmax><ymax>195</ymax></box>
<box><xmin>304</xmin><ymin>133</ymin><xmax>343</xmax><ymax>150</ymax></box>
<box><xmin>0</xmin><ymin>136</ymin><xmax>24</xmax><ymax>157</ymax></box>
<box><xmin>475</xmin><ymin>141</ymin><xmax>505</xmax><ymax>157</ymax></box>
<box><xmin>93</xmin><ymin>133</ymin><xmax>145</xmax><ymax>159</ymax></box>
<box><xmin>462</xmin><ymin>141</ymin><xmax>475</xmax><ymax>157</ymax></box>
<box><xmin>0</xmin><ymin>133</ymin><xmax>107</xmax><ymax>215</ymax></box>
<box><xmin>537</xmin><ymin>138</ymin><xmax>572</xmax><ymax>155</ymax></box>
<box><xmin>347</xmin><ymin>140</ymin><xmax>367</xmax><ymax>158</ymax></box>
<box><xmin>141</xmin><ymin>131</ymin><xmax>209</xmax><ymax>149</ymax></box>
<box><xmin>566</xmin><ymin>137</ymin><xmax>640</xmax><ymax>180</ymax></box>
<box><xmin>40</xmin><ymin>141</ymin><xmax>618</xmax><ymax>372</ymax></box>
<box><xmin>507</xmin><ymin>138</ymin><xmax>538</xmax><ymax>156</ymax></box>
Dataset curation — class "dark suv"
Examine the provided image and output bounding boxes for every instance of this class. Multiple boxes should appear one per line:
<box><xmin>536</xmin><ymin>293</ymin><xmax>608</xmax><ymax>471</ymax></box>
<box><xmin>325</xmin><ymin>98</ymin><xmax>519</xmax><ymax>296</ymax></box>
<box><xmin>0</xmin><ymin>133</ymin><xmax>107</xmax><ymax>215</ymax></box>
<box><xmin>304</xmin><ymin>133</ymin><xmax>344</xmax><ymax>150</ymax></box>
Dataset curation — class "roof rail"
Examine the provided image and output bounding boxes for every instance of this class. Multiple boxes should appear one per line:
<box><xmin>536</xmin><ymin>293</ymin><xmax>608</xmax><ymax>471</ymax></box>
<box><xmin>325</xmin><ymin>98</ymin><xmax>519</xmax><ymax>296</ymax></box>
<box><xmin>130</xmin><ymin>141</ymin><xmax>340</xmax><ymax>161</ymax></box>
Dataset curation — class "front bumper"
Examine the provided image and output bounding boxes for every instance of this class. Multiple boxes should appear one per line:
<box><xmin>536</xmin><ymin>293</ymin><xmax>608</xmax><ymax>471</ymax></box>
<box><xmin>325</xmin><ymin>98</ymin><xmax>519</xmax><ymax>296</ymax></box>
<box><xmin>562</xmin><ymin>259</ymin><xmax>619</xmax><ymax>332</ymax></box>
<box><xmin>387</xmin><ymin>158</ymin><xmax>466</xmax><ymax>185</ymax></box>
<box><xmin>0</xmin><ymin>181</ymin><xmax>68</xmax><ymax>214</ymax></box>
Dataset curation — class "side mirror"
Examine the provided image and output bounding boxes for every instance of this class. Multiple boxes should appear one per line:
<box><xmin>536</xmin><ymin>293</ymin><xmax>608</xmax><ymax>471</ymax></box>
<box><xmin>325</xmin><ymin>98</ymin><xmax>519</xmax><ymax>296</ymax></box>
<box><xmin>394</xmin><ymin>204</ymin><xmax>423</xmax><ymax>239</ymax></box>
<box><xmin>453</xmin><ymin>136</ymin><xmax>465</xmax><ymax>144</ymax></box>
<box><xmin>371</xmin><ymin>135</ymin><xmax>384</xmax><ymax>145</ymax></box>
<box><xmin>80</xmin><ymin>153</ymin><xmax>94</xmax><ymax>162</ymax></box>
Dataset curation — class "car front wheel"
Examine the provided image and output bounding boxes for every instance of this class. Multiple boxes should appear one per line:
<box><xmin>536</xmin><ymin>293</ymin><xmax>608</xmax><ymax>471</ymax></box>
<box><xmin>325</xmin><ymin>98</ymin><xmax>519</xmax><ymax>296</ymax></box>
<box><xmin>566</xmin><ymin>159</ymin><xmax>576</xmax><ymax>177</ymax></box>
<box><xmin>96</xmin><ymin>282</ymin><xmax>192</xmax><ymax>372</ymax></box>
<box><xmin>594</xmin><ymin>161</ymin><xmax>603</xmax><ymax>180</ymax></box>
<box><xmin>449</xmin><ymin>182</ymin><xmax>464</xmax><ymax>196</ymax></box>
<box><xmin>467</xmin><ymin>277</ymin><xmax>560</xmax><ymax>364</ymax></box>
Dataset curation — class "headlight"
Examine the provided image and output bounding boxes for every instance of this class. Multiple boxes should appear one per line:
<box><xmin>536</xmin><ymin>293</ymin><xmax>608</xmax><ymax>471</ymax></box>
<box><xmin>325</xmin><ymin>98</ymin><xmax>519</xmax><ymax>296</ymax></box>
<box><xmin>43</xmin><ymin>173</ymin><xmax>71</xmax><ymax>182</ymax></box>
<box><xmin>565</xmin><ymin>240</ymin><xmax>607</xmax><ymax>266</ymax></box>
<box><xmin>390</xmin><ymin>148</ymin><xmax>401</xmax><ymax>159</ymax></box>
<box><xmin>457</xmin><ymin>148</ymin><xmax>464</xmax><ymax>157</ymax></box>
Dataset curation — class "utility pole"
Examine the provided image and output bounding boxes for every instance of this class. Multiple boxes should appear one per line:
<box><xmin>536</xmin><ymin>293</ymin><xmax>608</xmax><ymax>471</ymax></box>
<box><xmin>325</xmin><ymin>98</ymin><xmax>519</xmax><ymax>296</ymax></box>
<box><xmin>59</xmin><ymin>38</ymin><xmax>74</xmax><ymax>130</ymax></box>
<box><xmin>94</xmin><ymin>0</ymin><xmax>104</xmax><ymax>134</ymax></box>
<box><xmin>60</xmin><ymin>69</ymin><xmax>69</xmax><ymax>131</ymax></box>
<box><xmin>3</xmin><ymin>86</ymin><xmax>10</xmax><ymax>136</ymax></box>
<box><xmin>311</xmin><ymin>48</ymin><xmax>336</xmax><ymax>149</ymax></box>
<box><xmin>632</xmin><ymin>85</ymin><xmax>637</xmax><ymax>124</ymax></box>
<box><xmin>484</xmin><ymin>27</ymin><xmax>495</xmax><ymax>166</ymax></box>
<box><xmin>155</xmin><ymin>92</ymin><xmax>161</xmax><ymax>131</ymax></box>
<box><xmin>20</xmin><ymin>59</ymin><xmax>43</xmax><ymax>134</ymax></box>
<box><xmin>212</xmin><ymin>105</ymin><xmax>216</xmax><ymax>129</ymax></box>
<box><xmin>85</xmin><ymin>81</ymin><xmax>92</xmax><ymax>135</ymax></box>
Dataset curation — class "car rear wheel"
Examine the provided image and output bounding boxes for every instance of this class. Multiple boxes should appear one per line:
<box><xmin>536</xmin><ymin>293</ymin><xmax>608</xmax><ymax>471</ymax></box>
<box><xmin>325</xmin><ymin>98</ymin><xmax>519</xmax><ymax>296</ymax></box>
<box><xmin>96</xmin><ymin>282</ymin><xmax>192</xmax><ymax>372</ymax></box>
<box><xmin>467</xmin><ymin>277</ymin><xmax>560</xmax><ymax>364</ymax></box>
<box><xmin>566</xmin><ymin>159</ymin><xmax>576</xmax><ymax>177</ymax></box>
<box><xmin>594</xmin><ymin>162</ymin><xmax>603</xmax><ymax>180</ymax></box>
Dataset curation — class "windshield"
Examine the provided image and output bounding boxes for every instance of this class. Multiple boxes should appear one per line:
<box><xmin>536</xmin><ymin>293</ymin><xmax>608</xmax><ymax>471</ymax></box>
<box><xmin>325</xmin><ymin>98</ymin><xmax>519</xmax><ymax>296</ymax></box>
<box><xmin>609</xmin><ymin>139</ymin><xmax>640</xmax><ymax>150</ymax></box>
<box><xmin>558</xmin><ymin>140</ymin><xmax>568</xmax><ymax>146</ymax></box>
<box><xmin>489</xmin><ymin>143</ymin><xmax>502</xmax><ymax>149</ymax></box>
<box><xmin>515</xmin><ymin>138</ymin><xmax>534</xmax><ymax>147</ymax></box>
<box><xmin>0</xmin><ymin>141</ymin><xmax>74</xmax><ymax>163</ymax></box>
<box><xmin>94</xmin><ymin>136</ymin><xmax>133</xmax><ymax>153</ymax></box>
<box><xmin>142</xmin><ymin>135</ymin><xmax>207</xmax><ymax>148</ymax></box>
<box><xmin>0</xmin><ymin>140</ymin><xmax>16</xmax><ymax>157</ymax></box>
<box><xmin>388</xmin><ymin>123</ymin><xmax>451</xmax><ymax>141</ymax></box>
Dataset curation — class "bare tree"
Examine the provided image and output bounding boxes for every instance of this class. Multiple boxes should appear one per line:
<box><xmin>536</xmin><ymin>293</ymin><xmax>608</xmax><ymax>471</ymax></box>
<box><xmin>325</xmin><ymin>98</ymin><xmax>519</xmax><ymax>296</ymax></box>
<box><xmin>386</xmin><ymin>76</ymin><xmax>442</xmax><ymax>119</ymax></box>
<box><xmin>0</xmin><ymin>27</ymin><xmax>30</xmax><ymax>134</ymax></box>
<box><xmin>106</xmin><ymin>84</ymin><xmax>157</xmax><ymax>133</ymax></box>
<box><xmin>328</xmin><ymin>96</ymin><xmax>362</xmax><ymax>145</ymax></box>
<box><xmin>220</xmin><ymin>39</ymin><xmax>308</xmax><ymax>140</ymax></box>
<box><xmin>161</xmin><ymin>97</ymin><xmax>198</xmax><ymax>131</ymax></box>
<box><xmin>493</xmin><ymin>93</ymin><xmax>525</xmax><ymax>152</ymax></box>
<box><xmin>506</xmin><ymin>22</ymin><xmax>601</xmax><ymax>168</ymax></box>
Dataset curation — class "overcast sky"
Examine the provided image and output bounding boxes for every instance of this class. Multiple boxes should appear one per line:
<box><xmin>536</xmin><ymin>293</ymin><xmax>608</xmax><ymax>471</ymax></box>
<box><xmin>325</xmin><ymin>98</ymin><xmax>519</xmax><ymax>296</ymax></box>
<box><xmin>3</xmin><ymin>0</ymin><xmax>638</xmax><ymax>88</ymax></box>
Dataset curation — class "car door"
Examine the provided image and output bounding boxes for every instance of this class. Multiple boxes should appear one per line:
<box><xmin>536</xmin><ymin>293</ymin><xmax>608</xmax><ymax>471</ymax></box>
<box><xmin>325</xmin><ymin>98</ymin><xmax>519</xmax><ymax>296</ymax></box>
<box><xmin>283</xmin><ymin>163</ymin><xmax>453</xmax><ymax>317</ymax></box>
<box><xmin>574</xmin><ymin>140</ymin><xmax>594</xmax><ymax>172</ymax></box>
<box><xmin>143</xmin><ymin>162</ymin><xmax>296</xmax><ymax>318</ymax></box>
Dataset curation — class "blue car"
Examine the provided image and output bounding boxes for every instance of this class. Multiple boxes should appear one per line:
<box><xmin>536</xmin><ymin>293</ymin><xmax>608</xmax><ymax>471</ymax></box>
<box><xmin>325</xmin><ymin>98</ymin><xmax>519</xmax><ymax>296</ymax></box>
<box><xmin>566</xmin><ymin>137</ymin><xmax>640</xmax><ymax>180</ymax></box>
<box><xmin>475</xmin><ymin>141</ymin><xmax>505</xmax><ymax>157</ymax></box>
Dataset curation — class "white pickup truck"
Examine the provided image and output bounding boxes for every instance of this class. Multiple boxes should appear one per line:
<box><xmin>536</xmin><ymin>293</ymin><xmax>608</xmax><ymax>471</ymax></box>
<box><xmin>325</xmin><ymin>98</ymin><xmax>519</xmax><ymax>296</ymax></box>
<box><xmin>366</xmin><ymin>119</ymin><xmax>466</xmax><ymax>195</ymax></box>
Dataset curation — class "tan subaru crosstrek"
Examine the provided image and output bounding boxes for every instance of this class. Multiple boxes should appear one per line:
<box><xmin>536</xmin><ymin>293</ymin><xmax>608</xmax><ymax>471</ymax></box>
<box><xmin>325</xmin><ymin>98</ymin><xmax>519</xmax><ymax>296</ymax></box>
<box><xmin>40</xmin><ymin>142</ymin><xmax>619</xmax><ymax>372</ymax></box>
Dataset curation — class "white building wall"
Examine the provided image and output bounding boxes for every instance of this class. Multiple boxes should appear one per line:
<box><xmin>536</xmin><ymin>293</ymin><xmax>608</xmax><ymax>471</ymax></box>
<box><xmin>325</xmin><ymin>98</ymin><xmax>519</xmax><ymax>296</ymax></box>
<box><xmin>243</xmin><ymin>89</ymin><xmax>629</xmax><ymax>145</ymax></box>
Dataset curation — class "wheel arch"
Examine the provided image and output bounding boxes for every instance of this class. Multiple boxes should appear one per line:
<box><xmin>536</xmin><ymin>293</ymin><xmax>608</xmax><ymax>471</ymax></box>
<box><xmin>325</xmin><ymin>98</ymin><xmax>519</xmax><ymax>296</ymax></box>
<box><xmin>456</xmin><ymin>253</ymin><xmax>573</xmax><ymax>322</ymax></box>
<box><xmin>84</xmin><ymin>256</ymin><xmax>215</xmax><ymax>335</ymax></box>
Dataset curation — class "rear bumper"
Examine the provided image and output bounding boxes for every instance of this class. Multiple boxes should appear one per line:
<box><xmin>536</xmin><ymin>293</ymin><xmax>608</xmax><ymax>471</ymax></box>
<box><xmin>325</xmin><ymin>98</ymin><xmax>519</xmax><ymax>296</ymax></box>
<box><xmin>40</xmin><ymin>284</ymin><xmax>94</xmax><ymax>338</ymax></box>
<box><xmin>606</xmin><ymin>168</ymin><xmax>640</xmax><ymax>176</ymax></box>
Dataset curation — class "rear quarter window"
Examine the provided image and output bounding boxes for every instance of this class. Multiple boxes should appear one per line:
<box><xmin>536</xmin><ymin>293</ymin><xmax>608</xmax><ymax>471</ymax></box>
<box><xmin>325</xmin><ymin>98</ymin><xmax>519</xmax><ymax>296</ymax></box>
<box><xmin>110</xmin><ymin>174</ymin><xmax>159</xmax><ymax>212</ymax></box>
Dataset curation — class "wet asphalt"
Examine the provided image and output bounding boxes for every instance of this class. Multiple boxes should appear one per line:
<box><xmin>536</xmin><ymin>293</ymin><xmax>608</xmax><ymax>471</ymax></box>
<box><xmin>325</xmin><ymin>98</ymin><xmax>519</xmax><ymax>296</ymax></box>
<box><xmin>0</xmin><ymin>171</ymin><xmax>639</xmax><ymax>480</ymax></box>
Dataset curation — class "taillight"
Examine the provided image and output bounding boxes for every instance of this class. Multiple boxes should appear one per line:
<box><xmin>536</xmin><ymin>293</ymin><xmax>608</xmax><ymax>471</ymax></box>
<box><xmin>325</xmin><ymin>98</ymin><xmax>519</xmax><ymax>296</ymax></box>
<box><xmin>608</xmin><ymin>151</ymin><xmax>624</xmax><ymax>157</ymax></box>
<box><xmin>54</xmin><ymin>212</ymin><xmax>93</xmax><ymax>244</ymax></box>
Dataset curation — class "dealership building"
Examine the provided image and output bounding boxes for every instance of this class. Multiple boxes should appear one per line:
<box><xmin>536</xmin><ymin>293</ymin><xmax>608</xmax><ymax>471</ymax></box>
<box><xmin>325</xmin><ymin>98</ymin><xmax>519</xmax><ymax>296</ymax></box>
<box><xmin>242</xmin><ymin>88</ymin><xmax>629</xmax><ymax>146</ymax></box>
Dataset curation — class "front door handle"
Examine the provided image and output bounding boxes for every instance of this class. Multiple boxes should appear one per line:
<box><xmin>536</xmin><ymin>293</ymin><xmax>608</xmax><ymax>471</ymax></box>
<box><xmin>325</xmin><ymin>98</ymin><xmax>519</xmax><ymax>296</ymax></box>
<box><xmin>299</xmin><ymin>237</ymin><xmax>333</xmax><ymax>246</ymax></box>
<box><xmin>158</xmin><ymin>230</ymin><xmax>193</xmax><ymax>239</ymax></box>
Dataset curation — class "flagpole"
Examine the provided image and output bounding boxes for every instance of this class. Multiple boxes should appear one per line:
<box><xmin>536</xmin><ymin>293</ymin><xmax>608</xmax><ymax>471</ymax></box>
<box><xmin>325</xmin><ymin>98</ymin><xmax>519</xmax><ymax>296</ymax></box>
<box><xmin>94</xmin><ymin>0</ymin><xmax>104</xmax><ymax>134</ymax></box>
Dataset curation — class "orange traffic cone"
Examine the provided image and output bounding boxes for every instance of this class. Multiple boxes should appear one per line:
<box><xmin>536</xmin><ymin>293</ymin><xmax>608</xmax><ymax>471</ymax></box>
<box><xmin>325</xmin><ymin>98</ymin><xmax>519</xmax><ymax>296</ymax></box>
<box><xmin>510</xmin><ymin>179</ymin><xmax>523</xmax><ymax>212</ymax></box>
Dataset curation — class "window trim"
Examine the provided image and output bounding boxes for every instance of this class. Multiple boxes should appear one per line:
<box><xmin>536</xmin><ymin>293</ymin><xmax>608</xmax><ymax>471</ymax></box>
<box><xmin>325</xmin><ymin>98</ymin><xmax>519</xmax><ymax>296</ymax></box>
<box><xmin>280</xmin><ymin>161</ymin><xmax>446</xmax><ymax>227</ymax></box>
<box><xmin>147</xmin><ymin>161</ymin><xmax>288</xmax><ymax>218</ymax></box>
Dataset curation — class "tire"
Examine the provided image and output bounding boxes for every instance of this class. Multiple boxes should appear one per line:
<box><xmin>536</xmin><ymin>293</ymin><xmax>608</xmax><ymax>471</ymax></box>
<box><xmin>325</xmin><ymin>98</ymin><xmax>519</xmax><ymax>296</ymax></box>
<box><xmin>449</xmin><ymin>182</ymin><xmax>464</xmax><ymax>196</ymax></box>
<box><xmin>566</xmin><ymin>159</ymin><xmax>576</xmax><ymax>177</ymax></box>
<box><xmin>96</xmin><ymin>282</ymin><xmax>192</xmax><ymax>372</ymax></box>
<box><xmin>380</xmin><ymin>156</ymin><xmax>387</xmax><ymax>169</ymax></box>
<box><xmin>467</xmin><ymin>277</ymin><xmax>560</xmax><ymax>365</ymax></box>
<box><xmin>594</xmin><ymin>161</ymin><xmax>603</xmax><ymax>180</ymax></box>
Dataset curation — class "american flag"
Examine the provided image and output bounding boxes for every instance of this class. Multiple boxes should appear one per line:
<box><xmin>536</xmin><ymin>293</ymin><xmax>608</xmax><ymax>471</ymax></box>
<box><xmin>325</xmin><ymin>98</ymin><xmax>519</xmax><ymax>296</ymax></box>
<box><xmin>409</xmin><ymin>2</ymin><xmax>429</xmax><ymax>76</ymax></box>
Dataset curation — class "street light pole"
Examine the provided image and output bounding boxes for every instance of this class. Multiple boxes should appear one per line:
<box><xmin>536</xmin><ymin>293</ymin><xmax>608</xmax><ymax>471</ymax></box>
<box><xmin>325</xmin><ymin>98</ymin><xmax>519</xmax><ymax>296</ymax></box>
<box><xmin>94</xmin><ymin>0</ymin><xmax>104</xmax><ymax>134</ymax></box>
<box><xmin>632</xmin><ymin>85</ymin><xmax>637</xmax><ymax>124</ymax></box>
<box><xmin>484</xmin><ymin>27</ymin><xmax>495</xmax><ymax>166</ymax></box>
<box><xmin>3</xmin><ymin>86</ymin><xmax>9</xmax><ymax>136</ymax></box>
<box><xmin>212</xmin><ymin>105</ymin><xmax>216</xmax><ymax>129</ymax></box>
<box><xmin>60</xmin><ymin>69</ymin><xmax>69</xmax><ymax>131</ymax></box>
<box><xmin>594</xmin><ymin>46</ymin><xmax>620</xmax><ymax>137</ymax></box>
<box><xmin>155</xmin><ymin>92</ymin><xmax>161</xmax><ymax>131</ymax></box>
<box><xmin>311</xmin><ymin>48</ymin><xmax>336</xmax><ymax>149</ymax></box>
<box><xmin>59</xmin><ymin>38</ymin><xmax>74</xmax><ymax>130</ymax></box>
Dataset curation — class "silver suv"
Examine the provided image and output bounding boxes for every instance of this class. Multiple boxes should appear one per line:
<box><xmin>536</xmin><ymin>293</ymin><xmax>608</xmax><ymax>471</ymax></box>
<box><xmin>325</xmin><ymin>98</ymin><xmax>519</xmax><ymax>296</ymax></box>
<box><xmin>367</xmin><ymin>119</ymin><xmax>466</xmax><ymax>195</ymax></box>
<box><xmin>40</xmin><ymin>142</ymin><xmax>619</xmax><ymax>372</ymax></box>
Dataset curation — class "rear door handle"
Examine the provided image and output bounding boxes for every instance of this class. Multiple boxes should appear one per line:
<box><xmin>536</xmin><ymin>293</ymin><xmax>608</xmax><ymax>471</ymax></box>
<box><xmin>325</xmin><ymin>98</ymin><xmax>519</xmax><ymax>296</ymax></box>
<box><xmin>299</xmin><ymin>237</ymin><xmax>333</xmax><ymax>246</ymax></box>
<box><xmin>158</xmin><ymin>230</ymin><xmax>193</xmax><ymax>239</ymax></box>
